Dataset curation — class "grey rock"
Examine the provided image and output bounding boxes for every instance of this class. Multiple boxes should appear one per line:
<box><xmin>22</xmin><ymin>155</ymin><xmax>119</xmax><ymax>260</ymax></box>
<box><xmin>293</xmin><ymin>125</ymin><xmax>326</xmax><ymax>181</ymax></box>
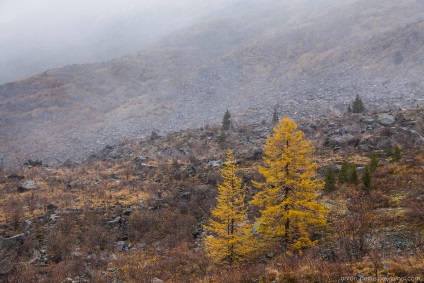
<box><xmin>8</xmin><ymin>174</ymin><xmax>25</xmax><ymax>180</ymax></box>
<box><xmin>23</xmin><ymin>159</ymin><xmax>43</xmax><ymax>167</ymax></box>
<box><xmin>122</xmin><ymin>208</ymin><xmax>134</xmax><ymax>216</ymax></box>
<box><xmin>181</xmin><ymin>191</ymin><xmax>191</xmax><ymax>200</ymax></box>
<box><xmin>377</xmin><ymin>113</ymin><xmax>396</xmax><ymax>126</ymax></box>
<box><xmin>109</xmin><ymin>217</ymin><xmax>122</xmax><ymax>225</ymax></box>
<box><xmin>152</xmin><ymin>279</ymin><xmax>164</xmax><ymax>283</ymax></box>
<box><xmin>29</xmin><ymin>249</ymin><xmax>42</xmax><ymax>264</ymax></box>
<box><xmin>137</xmin><ymin>200</ymin><xmax>143</xmax><ymax>208</ymax></box>
<box><xmin>50</xmin><ymin>214</ymin><xmax>60</xmax><ymax>222</ymax></box>
<box><xmin>68</xmin><ymin>179</ymin><xmax>89</xmax><ymax>188</ymax></box>
<box><xmin>18</xmin><ymin>180</ymin><xmax>37</xmax><ymax>191</ymax></box>
<box><xmin>361</xmin><ymin>116</ymin><xmax>375</xmax><ymax>124</ymax></box>
<box><xmin>0</xmin><ymin>259</ymin><xmax>13</xmax><ymax>275</ymax></box>
<box><xmin>0</xmin><ymin>233</ymin><xmax>24</xmax><ymax>258</ymax></box>
<box><xmin>207</xmin><ymin>160</ymin><xmax>223</xmax><ymax>167</ymax></box>
<box><xmin>115</xmin><ymin>241</ymin><xmax>129</xmax><ymax>252</ymax></box>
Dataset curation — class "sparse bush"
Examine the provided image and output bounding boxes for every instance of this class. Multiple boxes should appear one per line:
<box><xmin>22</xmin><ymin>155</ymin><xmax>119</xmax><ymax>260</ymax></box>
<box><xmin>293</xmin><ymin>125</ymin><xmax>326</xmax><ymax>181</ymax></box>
<box><xmin>4</xmin><ymin>196</ymin><xmax>24</xmax><ymax>231</ymax></box>
<box><xmin>128</xmin><ymin>208</ymin><xmax>196</xmax><ymax>248</ymax></box>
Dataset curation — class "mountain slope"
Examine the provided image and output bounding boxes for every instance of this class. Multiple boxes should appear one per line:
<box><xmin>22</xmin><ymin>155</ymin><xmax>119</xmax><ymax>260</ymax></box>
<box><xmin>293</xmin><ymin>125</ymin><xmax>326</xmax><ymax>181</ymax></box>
<box><xmin>1</xmin><ymin>0</ymin><xmax>424</xmax><ymax>166</ymax></box>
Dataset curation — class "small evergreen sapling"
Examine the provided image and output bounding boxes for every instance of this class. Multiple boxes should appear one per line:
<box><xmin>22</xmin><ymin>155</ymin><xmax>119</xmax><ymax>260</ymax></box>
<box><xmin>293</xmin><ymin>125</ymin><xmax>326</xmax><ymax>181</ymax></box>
<box><xmin>391</xmin><ymin>145</ymin><xmax>402</xmax><ymax>163</ymax></box>
<box><xmin>369</xmin><ymin>152</ymin><xmax>379</xmax><ymax>173</ymax></box>
<box><xmin>338</xmin><ymin>162</ymin><xmax>350</xmax><ymax>184</ymax></box>
<box><xmin>324</xmin><ymin>167</ymin><xmax>336</xmax><ymax>191</ymax></box>
<box><xmin>350</xmin><ymin>95</ymin><xmax>365</xmax><ymax>113</ymax></box>
<box><xmin>272</xmin><ymin>108</ymin><xmax>279</xmax><ymax>124</ymax></box>
<box><xmin>222</xmin><ymin>110</ymin><xmax>231</xmax><ymax>131</ymax></box>
<box><xmin>348</xmin><ymin>165</ymin><xmax>359</xmax><ymax>185</ymax></box>
<box><xmin>362</xmin><ymin>166</ymin><xmax>372</xmax><ymax>190</ymax></box>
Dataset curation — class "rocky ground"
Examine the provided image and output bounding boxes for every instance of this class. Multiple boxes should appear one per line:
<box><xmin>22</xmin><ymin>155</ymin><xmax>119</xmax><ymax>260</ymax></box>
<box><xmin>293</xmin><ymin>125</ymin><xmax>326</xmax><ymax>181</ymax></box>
<box><xmin>0</xmin><ymin>107</ymin><xmax>423</xmax><ymax>282</ymax></box>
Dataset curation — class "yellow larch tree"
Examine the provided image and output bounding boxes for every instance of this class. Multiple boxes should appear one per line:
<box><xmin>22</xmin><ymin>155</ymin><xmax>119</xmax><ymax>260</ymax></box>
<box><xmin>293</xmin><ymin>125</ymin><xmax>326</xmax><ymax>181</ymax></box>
<box><xmin>204</xmin><ymin>150</ymin><xmax>253</xmax><ymax>265</ymax></box>
<box><xmin>250</xmin><ymin>117</ymin><xmax>327</xmax><ymax>253</ymax></box>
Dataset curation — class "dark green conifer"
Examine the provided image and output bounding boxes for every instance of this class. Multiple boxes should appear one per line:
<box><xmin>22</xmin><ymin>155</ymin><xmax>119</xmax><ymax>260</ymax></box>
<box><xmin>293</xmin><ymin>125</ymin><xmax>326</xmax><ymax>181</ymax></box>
<box><xmin>338</xmin><ymin>162</ymin><xmax>349</xmax><ymax>184</ymax></box>
<box><xmin>348</xmin><ymin>165</ymin><xmax>359</xmax><ymax>185</ymax></box>
<box><xmin>369</xmin><ymin>152</ymin><xmax>379</xmax><ymax>173</ymax></box>
<box><xmin>324</xmin><ymin>167</ymin><xmax>336</xmax><ymax>191</ymax></box>
<box><xmin>217</xmin><ymin>131</ymin><xmax>227</xmax><ymax>145</ymax></box>
<box><xmin>362</xmin><ymin>166</ymin><xmax>372</xmax><ymax>189</ymax></box>
<box><xmin>272</xmin><ymin>108</ymin><xmax>279</xmax><ymax>124</ymax></box>
<box><xmin>351</xmin><ymin>95</ymin><xmax>365</xmax><ymax>113</ymax></box>
<box><xmin>391</xmin><ymin>145</ymin><xmax>402</xmax><ymax>163</ymax></box>
<box><xmin>222</xmin><ymin>110</ymin><xmax>231</xmax><ymax>131</ymax></box>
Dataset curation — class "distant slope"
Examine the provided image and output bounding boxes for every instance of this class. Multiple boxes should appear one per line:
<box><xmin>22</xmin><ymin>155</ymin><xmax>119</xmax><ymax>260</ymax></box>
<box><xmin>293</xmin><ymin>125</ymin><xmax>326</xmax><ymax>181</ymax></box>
<box><xmin>1</xmin><ymin>0</ymin><xmax>424</xmax><ymax>167</ymax></box>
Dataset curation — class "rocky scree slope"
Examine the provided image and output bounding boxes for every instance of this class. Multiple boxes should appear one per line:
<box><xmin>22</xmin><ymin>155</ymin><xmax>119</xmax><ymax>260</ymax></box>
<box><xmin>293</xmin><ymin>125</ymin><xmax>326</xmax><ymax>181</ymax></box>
<box><xmin>1</xmin><ymin>0</ymin><xmax>424</xmax><ymax>166</ymax></box>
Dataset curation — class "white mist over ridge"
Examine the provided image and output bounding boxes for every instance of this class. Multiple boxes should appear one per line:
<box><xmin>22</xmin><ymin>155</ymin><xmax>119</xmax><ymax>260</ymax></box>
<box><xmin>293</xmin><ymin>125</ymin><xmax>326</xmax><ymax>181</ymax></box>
<box><xmin>0</xmin><ymin>0</ymin><xmax>241</xmax><ymax>83</ymax></box>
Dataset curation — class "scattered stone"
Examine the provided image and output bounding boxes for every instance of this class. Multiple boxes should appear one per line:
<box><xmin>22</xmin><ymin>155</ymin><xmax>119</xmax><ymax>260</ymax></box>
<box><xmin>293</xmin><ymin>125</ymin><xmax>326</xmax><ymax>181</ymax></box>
<box><xmin>137</xmin><ymin>200</ymin><xmax>144</xmax><ymax>208</ymax></box>
<box><xmin>186</xmin><ymin>165</ymin><xmax>196</xmax><ymax>177</ymax></box>
<box><xmin>152</xmin><ymin>278</ymin><xmax>164</xmax><ymax>283</ymax></box>
<box><xmin>23</xmin><ymin>159</ymin><xmax>43</xmax><ymax>167</ymax></box>
<box><xmin>207</xmin><ymin>160</ymin><xmax>223</xmax><ymax>167</ymax></box>
<box><xmin>109</xmin><ymin>217</ymin><xmax>122</xmax><ymax>225</ymax></box>
<box><xmin>61</xmin><ymin>159</ymin><xmax>74</xmax><ymax>168</ymax></box>
<box><xmin>108</xmin><ymin>174</ymin><xmax>121</xmax><ymax>180</ymax></box>
<box><xmin>180</xmin><ymin>192</ymin><xmax>191</xmax><ymax>200</ymax></box>
<box><xmin>115</xmin><ymin>241</ymin><xmax>129</xmax><ymax>252</ymax></box>
<box><xmin>8</xmin><ymin>174</ymin><xmax>25</xmax><ymax>180</ymax></box>
<box><xmin>46</xmin><ymin>203</ymin><xmax>58</xmax><ymax>211</ymax></box>
<box><xmin>360</xmin><ymin>116</ymin><xmax>375</xmax><ymax>124</ymax></box>
<box><xmin>24</xmin><ymin>220</ymin><xmax>32</xmax><ymax>229</ymax></box>
<box><xmin>377</xmin><ymin>113</ymin><xmax>396</xmax><ymax>126</ymax></box>
<box><xmin>18</xmin><ymin>180</ymin><xmax>37</xmax><ymax>192</ymax></box>
<box><xmin>50</xmin><ymin>214</ymin><xmax>60</xmax><ymax>222</ymax></box>
<box><xmin>0</xmin><ymin>234</ymin><xmax>24</xmax><ymax>258</ymax></box>
<box><xmin>150</xmin><ymin>131</ymin><xmax>162</xmax><ymax>140</ymax></box>
<box><xmin>122</xmin><ymin>208</ymin><xmax>134</xmax><ymax>216</ymax></box>
<box><xmin>68</xmin><ymin>179</ymin><xmax>89</xmax><ymax>188</ymax></box>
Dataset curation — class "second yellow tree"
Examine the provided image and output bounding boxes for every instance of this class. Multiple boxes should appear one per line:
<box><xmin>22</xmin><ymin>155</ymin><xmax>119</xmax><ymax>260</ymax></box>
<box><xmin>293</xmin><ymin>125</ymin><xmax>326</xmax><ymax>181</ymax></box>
<box><xmin>204</xmin><ymin>150</ymin><xmax>253</xmax><ymax>264</ymax></box>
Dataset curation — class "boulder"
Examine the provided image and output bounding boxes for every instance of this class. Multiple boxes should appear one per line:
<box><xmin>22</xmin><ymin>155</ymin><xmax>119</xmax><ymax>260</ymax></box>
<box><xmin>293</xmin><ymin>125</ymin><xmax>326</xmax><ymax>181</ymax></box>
<box><xmin>8</xmin><ymin>174</ymin><xmax>25</xmax><ymax>180</ymax></box>
<box><xmin>360</xmin><ymin>116</ymin><xmax>375</xmax><ymax>124</ymax></box>
<box><xmin>115</xmin><ymin>241</ymin><xmax>129</xmax><ymax>252</ymax></box>
<box><xmin>23</xmin><ymin>159</ymin><xmax>43</xmax><ymax>167</ymax></box>
<box><xmin>0</xmin><ymin>234</ymin><xmax>24</xmax><ymax>258</ymax></box>
<box><xmin>377</xmin><ymin>113</ymin><xmax>396</xmax><ymax>126</ymax></box>
<box><xmin>207</xmin><ymin>160</ymin><xmax>223</xmax><ymax>167</ymax></box>
<box><xmin>61</xmin><ymin>159</ymin><xmax>74</xmax><ymax>168</ymax></box>
<box><xmin>18</xmin><ymin>180</ymin><xmax>37</xmax><ymax>192</ymax></box>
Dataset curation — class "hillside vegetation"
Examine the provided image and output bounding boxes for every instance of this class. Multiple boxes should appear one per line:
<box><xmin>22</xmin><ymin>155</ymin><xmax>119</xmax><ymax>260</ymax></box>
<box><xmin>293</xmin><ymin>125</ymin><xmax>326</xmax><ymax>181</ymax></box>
<box><xmin>1</xmin><ymin>108</ymin><xmax>423</xmax><ymax>282</ymax></box>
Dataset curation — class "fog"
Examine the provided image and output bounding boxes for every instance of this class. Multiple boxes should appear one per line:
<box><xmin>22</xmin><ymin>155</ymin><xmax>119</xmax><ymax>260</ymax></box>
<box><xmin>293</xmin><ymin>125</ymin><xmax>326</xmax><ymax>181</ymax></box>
<box><xmin>0</xmin><ymin>0</ymin><xmax>240</xmax><ymax>83</ymax></box>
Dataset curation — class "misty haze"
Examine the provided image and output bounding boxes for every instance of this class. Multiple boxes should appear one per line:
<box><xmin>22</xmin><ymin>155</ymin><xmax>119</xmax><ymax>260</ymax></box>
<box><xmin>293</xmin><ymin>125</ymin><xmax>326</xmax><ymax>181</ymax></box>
<box><xmin>0</xmin><ymin>0</ymin><xmax>239</xmax><ymax>83</ymax></box>
<box><xmin>0</xmin><ymin>0</ymin><xmax>424</xmax><ymax>282</ymax></box>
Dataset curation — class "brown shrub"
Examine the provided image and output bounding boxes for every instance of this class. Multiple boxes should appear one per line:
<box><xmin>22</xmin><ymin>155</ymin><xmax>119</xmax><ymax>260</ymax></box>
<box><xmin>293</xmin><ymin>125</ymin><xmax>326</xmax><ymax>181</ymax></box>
<box><xmin>128</xmin><ymin>207</ymin><xmax>196</xmax><ymax>248</ymax></box>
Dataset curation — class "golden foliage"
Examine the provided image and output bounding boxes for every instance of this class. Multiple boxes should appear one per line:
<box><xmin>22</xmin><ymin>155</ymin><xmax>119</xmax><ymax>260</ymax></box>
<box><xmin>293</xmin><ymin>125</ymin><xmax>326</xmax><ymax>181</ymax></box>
<box><xmin>204</xmin><ymin>150</ymin><xmax>253</xmax><ymax>264</ymax></box>
<box><xmin>251</xmin><ymin>117</ymin><xmax>327</xmax><ymax>253</ymax></box>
